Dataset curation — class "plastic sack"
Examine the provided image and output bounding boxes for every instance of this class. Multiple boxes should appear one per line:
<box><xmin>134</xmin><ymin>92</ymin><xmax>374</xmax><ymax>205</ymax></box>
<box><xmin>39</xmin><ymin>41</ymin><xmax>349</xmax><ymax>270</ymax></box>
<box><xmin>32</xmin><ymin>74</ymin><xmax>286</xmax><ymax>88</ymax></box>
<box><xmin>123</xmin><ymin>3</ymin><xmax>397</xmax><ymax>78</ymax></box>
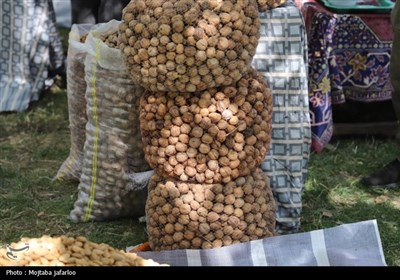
<box><xmin>70</xmin><ymin>20</ymin><xmax>151</xmax><ymax>222</ymax></box>
<box><xmin>55</xmin><ymin>24</ymin><xmax>93</xmax><ymax>182</ymax></box>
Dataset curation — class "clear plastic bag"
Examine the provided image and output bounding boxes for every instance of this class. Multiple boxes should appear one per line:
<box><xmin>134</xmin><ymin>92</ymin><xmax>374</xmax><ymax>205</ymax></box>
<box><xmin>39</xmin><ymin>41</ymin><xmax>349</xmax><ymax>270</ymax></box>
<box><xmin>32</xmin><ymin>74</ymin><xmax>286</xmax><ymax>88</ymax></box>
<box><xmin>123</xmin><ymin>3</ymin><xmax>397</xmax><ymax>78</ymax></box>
<box><xmin>55</xmin><ymin>24</ymin><xmax>93</xmax><ymax>182</ymax></box>
<box><xmin>70</xmin><ymin>20</ymin><xmax>151</xmax><ymax>222</ymax></box>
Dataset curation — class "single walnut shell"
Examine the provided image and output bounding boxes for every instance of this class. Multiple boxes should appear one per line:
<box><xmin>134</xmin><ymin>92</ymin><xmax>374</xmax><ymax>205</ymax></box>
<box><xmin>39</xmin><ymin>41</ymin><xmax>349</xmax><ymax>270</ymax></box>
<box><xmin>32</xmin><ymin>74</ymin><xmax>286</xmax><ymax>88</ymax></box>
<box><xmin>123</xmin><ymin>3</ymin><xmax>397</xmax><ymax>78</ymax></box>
<box><xmin>119</xmin><ymin>0</ymin><xmax>260</xmax><ymax>92</ymax></box>
<box><xmin>146</xmin><ymin>168</ymin><xmax>276</xmax><ymax>251</ymax></box>
<box><xmin>140</xmin><ymin>68</ymin><xmax>273</xmax><ymax>184</ymax></box>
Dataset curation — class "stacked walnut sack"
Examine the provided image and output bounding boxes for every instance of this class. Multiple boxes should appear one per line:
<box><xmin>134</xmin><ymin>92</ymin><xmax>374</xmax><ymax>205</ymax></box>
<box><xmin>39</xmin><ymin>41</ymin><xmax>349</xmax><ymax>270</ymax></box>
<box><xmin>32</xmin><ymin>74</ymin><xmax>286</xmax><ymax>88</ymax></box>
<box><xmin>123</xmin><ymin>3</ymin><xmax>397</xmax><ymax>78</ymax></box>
<box><xmin>69</xmin><ymin>20</ymin><xmax>152</xmax><ymax>222</ymax></box>
<box><xmin>118</xmin><ymin>0</ymin><xmax>276</xmax><ymax>250</ymax></box>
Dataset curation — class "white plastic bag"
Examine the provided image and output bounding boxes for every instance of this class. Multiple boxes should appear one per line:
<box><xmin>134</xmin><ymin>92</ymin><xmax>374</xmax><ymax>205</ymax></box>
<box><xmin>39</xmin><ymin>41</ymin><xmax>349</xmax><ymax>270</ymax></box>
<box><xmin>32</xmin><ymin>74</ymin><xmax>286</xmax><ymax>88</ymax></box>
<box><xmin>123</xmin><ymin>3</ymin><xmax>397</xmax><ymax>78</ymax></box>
<box><xmin>70</xmin><ymin>20</ymin><xmax>150</xmax><ymax>222</ymax></box>
<box><xmin>55</xmin><ymin>24</ymin><xmax>93</xmax><ymax>182</ymax></box>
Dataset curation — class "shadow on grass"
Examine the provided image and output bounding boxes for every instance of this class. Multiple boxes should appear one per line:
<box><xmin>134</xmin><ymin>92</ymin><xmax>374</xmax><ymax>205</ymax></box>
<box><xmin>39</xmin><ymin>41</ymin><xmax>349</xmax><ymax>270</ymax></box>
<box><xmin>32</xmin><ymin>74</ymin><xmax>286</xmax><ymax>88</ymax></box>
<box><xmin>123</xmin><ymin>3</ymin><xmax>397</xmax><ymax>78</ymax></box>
<box><xmin>302</xmin><ymin>137</ymin><xmax>400</xmax><ymax>266</ymax></box>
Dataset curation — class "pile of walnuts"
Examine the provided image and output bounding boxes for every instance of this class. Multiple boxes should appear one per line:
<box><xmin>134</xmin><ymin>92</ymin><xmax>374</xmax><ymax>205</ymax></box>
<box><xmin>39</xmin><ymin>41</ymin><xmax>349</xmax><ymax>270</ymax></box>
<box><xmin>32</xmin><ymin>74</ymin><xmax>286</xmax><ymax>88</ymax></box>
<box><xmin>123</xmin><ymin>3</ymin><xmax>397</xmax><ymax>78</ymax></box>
<box><xmin>118</xmin><ymin>0</ymin><xmax>260</xmax><ymax>92</ymax></box>
<box><xmin>102</xmin><ymin>31</ymin><xmax>119</xmax><ymax>48</ymax></box>
<box><xmin>140</xmin><ymin>68</ymin><xmax>272</xmax><ymax>184</ymax></box>
<box><xmin>0</xmin><ymin>236</ymin><xmax>165</xmax><ymax>266</ymax></box>
<box><xmin>257</xmin><ymin>0</ymin><xmax>287</xmax><ymax>12</ymax></box>
<box><xmin>146</xmin><ymin>168</ymin><xmax>275</xmax><ymax>250</ymax></box>
<box><xmin>117</xmin><ymin>0</ymin><xmax>277</xmax><ymax>251</ymax></box>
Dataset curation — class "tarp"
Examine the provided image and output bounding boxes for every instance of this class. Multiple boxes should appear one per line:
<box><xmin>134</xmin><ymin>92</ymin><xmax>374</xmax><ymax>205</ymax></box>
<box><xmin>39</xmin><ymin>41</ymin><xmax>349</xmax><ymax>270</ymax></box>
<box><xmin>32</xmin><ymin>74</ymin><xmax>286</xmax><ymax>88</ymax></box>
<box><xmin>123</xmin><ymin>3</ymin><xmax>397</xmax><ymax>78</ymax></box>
<box><xmin>135</xmin><ymin>220</ymin><xmax>386</xmax><ymax>266</ymax></box>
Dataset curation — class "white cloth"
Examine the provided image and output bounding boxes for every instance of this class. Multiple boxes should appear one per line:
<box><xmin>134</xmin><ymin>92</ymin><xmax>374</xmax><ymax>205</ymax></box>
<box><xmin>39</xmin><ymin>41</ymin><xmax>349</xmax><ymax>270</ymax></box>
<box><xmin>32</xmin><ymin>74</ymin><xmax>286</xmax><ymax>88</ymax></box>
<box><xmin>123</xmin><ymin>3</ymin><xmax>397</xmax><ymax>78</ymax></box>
<box><xmin>135</xmin><ymin>220</ymin><xmax>387</xmax><ymax>266</ymax></box>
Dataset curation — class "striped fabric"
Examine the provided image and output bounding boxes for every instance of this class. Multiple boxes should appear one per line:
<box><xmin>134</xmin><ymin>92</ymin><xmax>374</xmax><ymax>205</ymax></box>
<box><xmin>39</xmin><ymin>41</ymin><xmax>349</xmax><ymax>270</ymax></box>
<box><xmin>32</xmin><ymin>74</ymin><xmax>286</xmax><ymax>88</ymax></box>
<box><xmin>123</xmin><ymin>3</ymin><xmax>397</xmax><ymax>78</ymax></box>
<box><xmin>0</xmin><ymin>0</ymin><xmax>64</xmax><ymax>112</ymax></box>
<box><xmin>252</xmin><ymin>0</ymin><xmax>312</xmax><ymax>234</ymax></box>
<box><xmin>136</xmin><ymin>220</ymin><xmax>387</xmax><ymax>266</ymax></box>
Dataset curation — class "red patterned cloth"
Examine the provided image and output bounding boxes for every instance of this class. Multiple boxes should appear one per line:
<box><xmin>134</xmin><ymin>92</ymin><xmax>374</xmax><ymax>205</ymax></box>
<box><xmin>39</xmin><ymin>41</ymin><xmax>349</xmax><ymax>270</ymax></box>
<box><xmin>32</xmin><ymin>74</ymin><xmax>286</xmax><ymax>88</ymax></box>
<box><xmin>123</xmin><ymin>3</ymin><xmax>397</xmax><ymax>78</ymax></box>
<box><xmin>297</xmin><ymin>0</ymin><xmax>393</xmax><ymax>152</ymax></box>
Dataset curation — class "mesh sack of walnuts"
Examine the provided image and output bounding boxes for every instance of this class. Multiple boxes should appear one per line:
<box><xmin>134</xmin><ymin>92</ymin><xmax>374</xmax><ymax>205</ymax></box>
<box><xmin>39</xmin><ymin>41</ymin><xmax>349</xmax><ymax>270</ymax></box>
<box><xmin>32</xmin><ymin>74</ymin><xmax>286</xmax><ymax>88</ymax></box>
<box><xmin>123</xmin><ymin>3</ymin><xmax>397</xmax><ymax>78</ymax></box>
<box><xmin>118</xmin><ymin>0</ymin><xmax>260</xmax><ymax>92</ymax></box>
<box><xmin>140</xmin><ymin>68</ymin><xmax>273</xmax><ymax>184</ymax></box>
<box><xmin>257</xmin><ymin>0</ymin><xmax>287</xmax><ymax>12</ymax></box>
<box><xmin>0</xmin><ymin>235</ymin><xmax>166</xmax><ymax>266</ymax></box>
<box><xmin>55</xmin><ymin>24</ymin><xmax>93</xmax><ymax>182</ymax></box>
<box><xmin>70</xmin><ymin>21</ymin><xmax>150</xmax><ymax>222</ymax></box>
<box><xmin>146</xmin><ymin>168</ymin><xmax>276</xmax><ymax>251</ymax></box>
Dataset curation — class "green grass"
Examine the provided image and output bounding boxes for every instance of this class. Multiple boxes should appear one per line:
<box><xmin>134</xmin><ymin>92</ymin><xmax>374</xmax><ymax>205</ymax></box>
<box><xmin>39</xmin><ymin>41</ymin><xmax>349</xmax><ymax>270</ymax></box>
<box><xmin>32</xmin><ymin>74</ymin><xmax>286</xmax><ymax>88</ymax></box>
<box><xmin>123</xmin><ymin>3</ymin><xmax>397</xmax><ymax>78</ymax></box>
<box><xmin>303</xmin><ymin>138</ymin><xmax>400</xmax><ymax>266</ymax></box>
<box><xmin>0</xmin><ymin>87</ymin><xmax>147</xmax><ymax>251</ymax></box>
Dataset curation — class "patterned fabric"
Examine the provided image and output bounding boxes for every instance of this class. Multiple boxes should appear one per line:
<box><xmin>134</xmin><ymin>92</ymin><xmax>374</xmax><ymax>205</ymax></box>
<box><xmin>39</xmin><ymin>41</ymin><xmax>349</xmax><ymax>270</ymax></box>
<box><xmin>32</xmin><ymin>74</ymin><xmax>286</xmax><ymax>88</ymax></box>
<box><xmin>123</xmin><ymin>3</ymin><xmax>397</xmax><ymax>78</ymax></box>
<box><xmin>0</xmin><ymin>0</ymin><xmax>64</xmax><ymax>112</ymax></box>
<box><xmin>300</xmin><ymin>1</ymin><xmax>393</xmax><ymax>152</ymax></box>
<box><xmin>252</xmin><ymin>0</ymin><xmax>311</xmax><ymax>234</ymax></box>
<box><xmin>136</xmin><ymin>220</ymin><xmax>386</xmax><ymax>266</ymax></box>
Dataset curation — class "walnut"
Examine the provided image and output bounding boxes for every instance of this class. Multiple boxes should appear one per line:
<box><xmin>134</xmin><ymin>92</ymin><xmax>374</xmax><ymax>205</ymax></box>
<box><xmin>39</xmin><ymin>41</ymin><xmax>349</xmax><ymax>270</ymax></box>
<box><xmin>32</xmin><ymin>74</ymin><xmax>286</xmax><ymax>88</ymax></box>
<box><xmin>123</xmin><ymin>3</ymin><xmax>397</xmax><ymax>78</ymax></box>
<box><xmin>146</xmin><ymin>170</ymin><xmax>275</xmax><ymax>251</ymax></box>
<box><xmin>119</xmin><ymin>0</ymin><xmax>260</xmax><ymax>92</ymax></box>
